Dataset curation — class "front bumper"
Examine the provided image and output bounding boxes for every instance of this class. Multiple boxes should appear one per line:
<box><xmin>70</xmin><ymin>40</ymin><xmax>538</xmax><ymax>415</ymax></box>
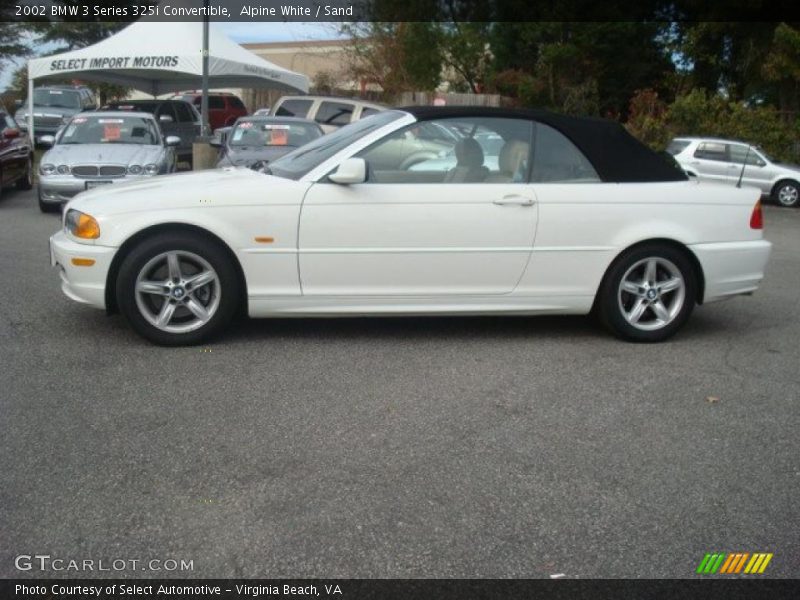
<box><xmin>690</xmin><ymin>239</ymin><xmax>772</xmax><ymax>303</ymax></box>
<box><xmin>39</xmin><ymin>174</ymin><xmax>150</xmax><ymax>204</ymax></box>
<box><xmin>49</xmin><ymin>230</ymin><xmax>116</xmax><ymax>309</ymax></box>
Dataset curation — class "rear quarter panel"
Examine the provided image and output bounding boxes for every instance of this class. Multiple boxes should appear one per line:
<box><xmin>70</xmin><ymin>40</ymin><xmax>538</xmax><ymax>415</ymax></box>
<box><xmin>516</xmin><ymin>180</ymin><xmax>762</xmax><ymax>299</ymax></box>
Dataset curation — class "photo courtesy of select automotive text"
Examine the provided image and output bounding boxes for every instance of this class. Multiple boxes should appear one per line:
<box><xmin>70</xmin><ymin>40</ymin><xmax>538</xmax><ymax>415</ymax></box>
<box><xmin>1</xmin><ymin>1</ymin><xmax>799</xmax><ymax>599</ymax></box>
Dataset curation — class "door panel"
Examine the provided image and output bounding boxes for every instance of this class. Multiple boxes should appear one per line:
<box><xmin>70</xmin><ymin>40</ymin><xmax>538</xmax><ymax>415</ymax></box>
<box><xmin>690</xmin><ymin>141</ymin><xmax>730</xmax><ymax>184</ymax></box>
<box><xmin>298</xmin><ymin>183</ymin><xmax>538</xmax><ymax>296</ymax></box>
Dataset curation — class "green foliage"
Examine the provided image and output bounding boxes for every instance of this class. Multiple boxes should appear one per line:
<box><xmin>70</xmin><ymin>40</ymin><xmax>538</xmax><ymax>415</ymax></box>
<box><xmin>626</xmin><ymin>88</ymin><xmax>800</xmax><ymax>163</ymax></box>
<box><xmin>341</xmin><ymin>22</ymin><xmax>443</xmax><ymax>99</ymax></box>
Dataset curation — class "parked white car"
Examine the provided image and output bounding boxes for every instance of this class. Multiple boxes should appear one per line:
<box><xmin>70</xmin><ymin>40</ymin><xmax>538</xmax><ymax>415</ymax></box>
<box><xmin>668</xmin><ymin>137</ymin><xmax>800</xmax><ymax>207</ymax></box>
<box><xmin>272</xmin><ymin>95</ymin><xmax>385</xmax><ymax>133</ymax></box>
<box><xmin>49</xmin><ymin>107</ymin><xmax>771</xmax><ymax>345</ymax></box>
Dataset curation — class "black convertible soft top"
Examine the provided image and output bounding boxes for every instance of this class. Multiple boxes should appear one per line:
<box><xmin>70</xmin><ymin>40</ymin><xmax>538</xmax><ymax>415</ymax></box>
<box><xmin>402</xmin><ymin>106</ymin><xmax>686</xmax><ymax>183</ymax></box>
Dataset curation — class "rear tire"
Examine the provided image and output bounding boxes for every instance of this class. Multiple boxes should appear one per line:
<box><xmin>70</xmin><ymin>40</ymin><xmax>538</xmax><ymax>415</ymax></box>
<box><xmin>771</xmin><ymin>180</ymin><xmax>800</xmax><ymax>207</ymax></box>
<box><xmin>598</xmin><ymin>244</ymin><xmax>697</xmax><ymax>343</ymax></box>
<box><xmin>115</xmin><ymin>233</ymin><xmax>240</xmax><ymax>346</ymax></box>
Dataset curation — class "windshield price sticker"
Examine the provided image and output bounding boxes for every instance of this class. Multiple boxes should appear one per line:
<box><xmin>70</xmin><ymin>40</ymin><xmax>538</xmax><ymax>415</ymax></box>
<box><xmin>104</xmin><ymin>124</ymin><xmax>121</xmax><ymax>141</ymax></box>
<box><xmin>269</xmin><ymin>129</ymin><xmax>289</xmax><ymax>145</ymax></box>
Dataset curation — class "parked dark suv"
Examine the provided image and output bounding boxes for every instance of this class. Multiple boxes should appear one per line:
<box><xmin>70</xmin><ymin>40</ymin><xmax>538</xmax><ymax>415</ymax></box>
<box><xmin>14</xmin><ymin>85</ymin><xmax>96</xmax><ymax>143</ymax></box>
<box><xmin>0</xmin><ymin>110</ymin><xmax>34</xmax><ymax>201</ymax></box>
<box><xmin>170</xmin><ymin>92</ymin><xmax>248</xmax><ymax>131</ymax></box>
<box><xmin>101</xmin><ymin>99</ymin><xmax>201</xmax><ymax>166</ymax></box>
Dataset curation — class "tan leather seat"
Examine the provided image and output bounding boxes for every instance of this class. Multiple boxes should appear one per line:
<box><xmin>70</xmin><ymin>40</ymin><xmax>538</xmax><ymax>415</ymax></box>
<box><xmin>486</xmin><ymin>140</ymin><xmax>530</xmax><ymax>183</ymax></box>
<box><xmin>444</xmin><ymin>138</ymin><xmax>489</xmax><ymax>183</ymax></box>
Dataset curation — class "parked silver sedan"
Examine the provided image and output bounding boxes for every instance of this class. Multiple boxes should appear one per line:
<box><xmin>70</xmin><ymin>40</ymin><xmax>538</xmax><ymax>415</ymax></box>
<box><xmin>669</xmin><ymin>137</ymin><xmax>800</xmax><ymax>207</ymax></box>
<box><xmin>37</xmin><ymin>112</ymin><xmax>180</xmax><ymax>212</ymax></box>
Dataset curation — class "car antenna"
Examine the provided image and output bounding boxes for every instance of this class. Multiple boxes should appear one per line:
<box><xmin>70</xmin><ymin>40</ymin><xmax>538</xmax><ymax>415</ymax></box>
<box><xmin>736</xmin><ymin>145</ymin><xmax>751</xmax><ymax>188</ymax></box>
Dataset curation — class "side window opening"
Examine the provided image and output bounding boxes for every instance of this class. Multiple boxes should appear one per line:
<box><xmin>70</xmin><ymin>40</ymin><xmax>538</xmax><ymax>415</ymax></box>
<box><xmin>530</xmin><ymin>123</ymin><xmax>600</xmax><ymax>183</ymax></box>
<box><xmin>354</xmin><ymin>116</ymin><xmax>534</xmax><ymax>184</ymax></box>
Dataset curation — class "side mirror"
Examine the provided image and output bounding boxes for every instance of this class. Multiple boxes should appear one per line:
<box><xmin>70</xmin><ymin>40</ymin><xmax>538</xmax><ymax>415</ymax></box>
<box><xmin>209</xmin><ymin>136</ymin><xmax>222</xmax><ymax>148</ymax></box>
<box><xmin>159</xmin><ymin>114</ymin><xmax>174</xmax><ymax>123</ymax></box>
<box><xmin>39</xmin><ymin>135</ymin><xmax>55</xmax><ymax>147</ymax></box>
<box><xmin>2</xmin><ymin>128</ymin><xmax>21</xmax><ymax>139</ymax></box>
<box><xmin>329</xmin><ymin>158</ymin><xmax>367</xmax><ymax>184</ymax></box>
<box><xmin>165</xmin><ymin>135</ymin><xmax>181</xmax><ymax>147</ymax></box>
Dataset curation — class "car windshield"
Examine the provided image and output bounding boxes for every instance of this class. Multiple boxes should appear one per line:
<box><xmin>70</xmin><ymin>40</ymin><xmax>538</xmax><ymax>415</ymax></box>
<box><xmin>228</xmin><ymin>120</ymin><xmax>322</xmax><ymax>148</ymax></box>
<box><xmin>33</xmin><ymin>89</ymin><xmax>81</xmax><ymax>109</ymax></box>
<box><xmin>268</xmin><ymin>111</ymin><xmax>406</xmax><ymax>180</ymax></box>
<box><xmin>58</xmin><ymin>116</ymin><xmax>161</xmax><ymax>145</ymax></box>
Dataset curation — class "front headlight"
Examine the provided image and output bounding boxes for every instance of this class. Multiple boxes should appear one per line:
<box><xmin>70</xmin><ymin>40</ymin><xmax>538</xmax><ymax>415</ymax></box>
<box><xmin>65</xmin><ymin>209</ymin><xmax>100</xmax><ymax>240</ymax></box>
<box><xmin>40</xmin><ymin>163</ymin><xmax>56</xmax><ymax>176</ymax></box>
<box><xmin>56</xmin><ymin>164</ymin><xmax>71</xmax><ymax>175</ymax></box>
<box><xmin>144</xmin><ymin>163</ymin><xmax>159</xmax><ymax>175</ymax></box>
<box><xmin>127</xmin><ymin>164</ymin><xmax>143</xmax><ymax>175</ymax></box>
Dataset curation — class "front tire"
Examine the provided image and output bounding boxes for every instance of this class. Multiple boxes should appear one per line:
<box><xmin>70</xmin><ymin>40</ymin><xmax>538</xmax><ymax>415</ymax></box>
<box><xmin>116</xmin><ymin>233</ymin><xmax>240</xmax><ymax>346</ymax></box>
<box><xmin>772</xmin><ymin>180</ymin><xmax>800</xmax><ymax>207</ymax></box>
<box><xmin>598</xmin><ymin>244</ymin><xmax>697</xmax><ymax>343</ymax></box>
<box><xmin>37</xmin><ymin>187</ymin><xmax>58</xmax><ymax>213</ymax></box>
<box><xmin>17</xmin><ymin>157</ymin><xmax>33</xmax><ymax>190</ymax></box>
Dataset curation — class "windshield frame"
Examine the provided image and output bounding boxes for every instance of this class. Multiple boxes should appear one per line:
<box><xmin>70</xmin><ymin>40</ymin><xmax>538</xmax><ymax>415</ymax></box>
<box><xmin>268</xmin><ymin>110</ymin><xmax>411</xmax><ymax>181</ymax></box>
<box><xmin>56</xmin><ymin>114</ymin><xmax>163</xmax><ymax>146</ymax></box>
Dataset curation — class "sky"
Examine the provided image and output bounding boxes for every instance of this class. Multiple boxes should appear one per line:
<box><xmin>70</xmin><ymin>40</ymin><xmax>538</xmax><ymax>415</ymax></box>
<box><xmin>0</xmin><ymin>21</ymin><xmax>343</xmax><ymax>91</ymax></box>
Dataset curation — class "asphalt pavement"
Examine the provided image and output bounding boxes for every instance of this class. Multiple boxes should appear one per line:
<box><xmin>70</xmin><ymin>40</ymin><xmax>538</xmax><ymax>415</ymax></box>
<box><xmin>1</xmin><ymin>187</ymin><xmax>798</xmax><ymax>579</ymax></box>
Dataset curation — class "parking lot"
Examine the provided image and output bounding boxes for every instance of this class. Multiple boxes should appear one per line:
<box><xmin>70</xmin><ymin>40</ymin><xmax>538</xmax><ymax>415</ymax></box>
<box><xmin>1</xmin><ymin>186</ymin><xmax>798</xmax><ymax>578</ymax></box>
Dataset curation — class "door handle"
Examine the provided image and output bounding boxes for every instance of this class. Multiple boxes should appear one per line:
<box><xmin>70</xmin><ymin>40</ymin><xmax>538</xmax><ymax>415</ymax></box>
<box><xmin>493</xmin><ymin>195</ymin><xmax>534</xmax><ymax>206</ymax></box>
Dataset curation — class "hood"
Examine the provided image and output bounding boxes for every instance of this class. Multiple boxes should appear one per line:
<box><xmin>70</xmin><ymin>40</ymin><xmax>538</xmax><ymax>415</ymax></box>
<box><xmin>775</xmin><ymin>162</ymin><xmax>800</xmax><ymax>174</ymax></box>
<box><xmin>43</xmin><ymin>144</ymin><xmax>164</xmax><ymax>166</ymax></box>
<box><xmin>67</xmin><ymin>168</ymin><xmax>307</xmax><ymax>217</ymax></box>
<box><xmin>218</xmin><ymin>146</ymin><xmax>294</xmax><ymax>167</ymax></box>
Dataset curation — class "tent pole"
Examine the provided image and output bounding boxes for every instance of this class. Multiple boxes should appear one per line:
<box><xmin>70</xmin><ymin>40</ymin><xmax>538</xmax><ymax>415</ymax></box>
<box><xmin>28</xmin><ymin>74</ymin><xmax>34</xmax><ymax>145</ymax></box>
<box><xmin>200</xmin><ymin>1</ymin><xmax>210</xmax><ymax>137</ymax></box>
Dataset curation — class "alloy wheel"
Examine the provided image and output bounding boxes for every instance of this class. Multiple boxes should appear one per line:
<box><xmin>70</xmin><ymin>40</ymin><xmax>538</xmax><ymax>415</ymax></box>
<box><xmin>777</xmin><ymin>184</ymin><xmax>799</xmax><ymax>207</ymax></box>
<box><xmin>617</xmin><ymin>257</ymin><xmax>686</xmax><ymax>331</ymax></box>
<box><xmin>134</xmin><ymin>251</ymin><xmax>221</xmax><ymax>333</ymax></box>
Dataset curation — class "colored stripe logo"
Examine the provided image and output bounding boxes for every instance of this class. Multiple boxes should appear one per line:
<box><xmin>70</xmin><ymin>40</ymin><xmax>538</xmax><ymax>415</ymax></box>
<box><xmin>696</xmin><ymin>552</ymin><xmax>773</xmax><ymax>574</ymax></box>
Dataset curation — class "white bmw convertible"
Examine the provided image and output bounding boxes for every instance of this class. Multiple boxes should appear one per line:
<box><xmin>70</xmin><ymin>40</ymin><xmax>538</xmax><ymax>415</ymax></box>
<box><xmin>49</xmin><ymin>107</ymin><xmax>771</xmax><ymax>345</ymax></box>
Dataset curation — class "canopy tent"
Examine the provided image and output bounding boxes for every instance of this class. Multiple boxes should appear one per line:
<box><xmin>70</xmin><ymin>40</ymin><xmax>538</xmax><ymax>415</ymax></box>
<box><xmin>25</xmin><ymin>20</ymin><xmax>309</xmax><ymax>140</ymax></box>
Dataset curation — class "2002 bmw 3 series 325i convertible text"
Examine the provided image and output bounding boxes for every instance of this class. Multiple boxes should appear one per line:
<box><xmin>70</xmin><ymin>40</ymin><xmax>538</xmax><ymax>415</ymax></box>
<box><xmin>49</xmin><ymin>107</ymin><xmax>771</xmax><ymax>346</ymax></box>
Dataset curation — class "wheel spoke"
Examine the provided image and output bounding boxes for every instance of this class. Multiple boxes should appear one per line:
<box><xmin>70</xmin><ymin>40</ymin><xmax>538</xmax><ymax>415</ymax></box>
<box><xmin>643</xmin><ymin>259</ymin><xmax>657</xmax><ymax>284</ymax></box>
<box><xmin>155</xmin><ymin>301</ymin><xmax>177</xmax><ymax>328</ymax></box>
<box><xmin>621</xmin><ymin>280</ymin><xmax>642</xmax><ymax>295</ymax></box>
<box><xmin>186</xmin><ymin>270</ymin><xmax>216</xmax><ymax>290</ymax></box>
<box><xmin>166</xmin><ymin>252</ymin><xmax>182</xmax><ymax>280</ymax></box>
<box><xmin>651</xmin><ymin>300</ymin><xmax>670</xmax><ymax>322</ymax></box>
<box><xmin>184</xmin><ymin>297</ymin><xmax>210</xmax><ymax>322</ymax></box>
<box><xmin>137</xmin><ymin>280</ymin><xmax>169</xmax><ymax>296</ymax></box>
<box><xmin>626</xmin><ymin>298</ymin><xmax>647</xmax><ymax>324</ymax></box>
<box><xmin>658</xmin><ymin>277</ymin><xmax>682</xmax><ymax>294</ymax></box>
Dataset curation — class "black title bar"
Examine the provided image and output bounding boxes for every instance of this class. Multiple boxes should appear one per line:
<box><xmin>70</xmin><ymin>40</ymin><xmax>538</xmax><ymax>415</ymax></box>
<box><xmin>3</xmin><ymin>0</ymin><xmax>800</xmax><ymax>23</ymax></box>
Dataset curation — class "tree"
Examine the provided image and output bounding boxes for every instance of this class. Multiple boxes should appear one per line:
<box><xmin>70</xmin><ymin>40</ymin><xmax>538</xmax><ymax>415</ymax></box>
<box><xmin>341</xmin><ymin>22</ymin><xmax>443</xmax><ymax>98</ymax></box>
<box><xmin>487</xmin><ymin>22</ymin><xmax>673</xmax><ymax>117</ymax></box>
<box><xmin>761</xmin><ymin>23</ymin><xmax>800</xmax><ymax>116</ymax></box>
<box><xmin>0</xmin><ymin>23</ymin><xmax>29</xmax><ymax>85</ymax></box>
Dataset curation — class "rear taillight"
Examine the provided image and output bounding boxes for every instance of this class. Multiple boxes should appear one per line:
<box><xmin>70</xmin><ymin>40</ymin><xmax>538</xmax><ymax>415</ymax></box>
<box><xmin>750</xmin><ymin>200</ymin><xmax>763</xmax><ymax>229</ymax></box>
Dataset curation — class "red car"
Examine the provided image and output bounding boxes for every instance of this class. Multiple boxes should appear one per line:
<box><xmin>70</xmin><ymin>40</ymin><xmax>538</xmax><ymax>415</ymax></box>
<box><xmin>170</xmin><ymin>92</ymin><xmax>248</xmax><ymax>131</ymax></box>
<box><xmin>0</xmin><ymin>110</ymin><xmax>34</xmax><ymax>201</ymax></box>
